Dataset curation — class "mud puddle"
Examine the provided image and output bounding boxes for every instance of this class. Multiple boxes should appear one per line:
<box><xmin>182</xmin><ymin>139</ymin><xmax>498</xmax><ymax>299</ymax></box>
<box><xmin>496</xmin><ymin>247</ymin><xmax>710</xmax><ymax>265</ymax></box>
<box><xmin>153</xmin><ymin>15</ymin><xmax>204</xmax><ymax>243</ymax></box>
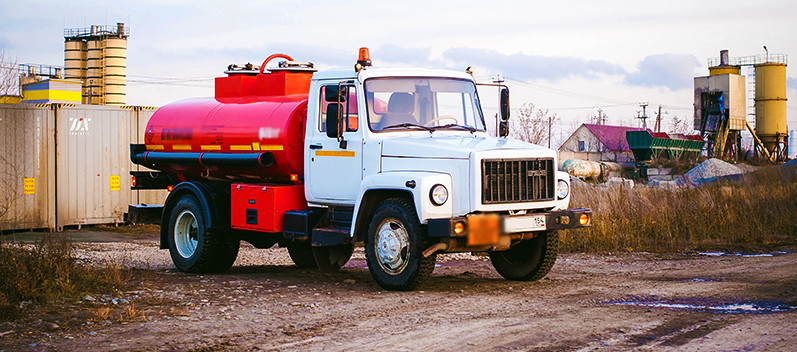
<box><xmin>610</xmin><ymin>297</ymin><xmax>797</xmax><ymax>314</ymax></box>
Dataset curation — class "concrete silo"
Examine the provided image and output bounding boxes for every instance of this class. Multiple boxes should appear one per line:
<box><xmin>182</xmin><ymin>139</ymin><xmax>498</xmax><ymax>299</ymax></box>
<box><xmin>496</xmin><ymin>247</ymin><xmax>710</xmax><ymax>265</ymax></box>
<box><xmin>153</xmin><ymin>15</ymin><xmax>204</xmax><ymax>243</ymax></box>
<box><xmin>64</xmin><ymin>23</ymin><xmax>129</xmax><ymax>105</ymax></box>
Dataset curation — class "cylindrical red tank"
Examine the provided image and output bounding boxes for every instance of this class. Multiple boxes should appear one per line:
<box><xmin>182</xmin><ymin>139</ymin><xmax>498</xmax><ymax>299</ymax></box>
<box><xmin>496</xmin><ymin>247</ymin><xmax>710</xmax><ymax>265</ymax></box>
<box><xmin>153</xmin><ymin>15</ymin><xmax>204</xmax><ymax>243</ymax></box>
<box><xmin>140</xmin><ymin>94</ymin><xmax>308</xmax><ymax>183</ymax></box>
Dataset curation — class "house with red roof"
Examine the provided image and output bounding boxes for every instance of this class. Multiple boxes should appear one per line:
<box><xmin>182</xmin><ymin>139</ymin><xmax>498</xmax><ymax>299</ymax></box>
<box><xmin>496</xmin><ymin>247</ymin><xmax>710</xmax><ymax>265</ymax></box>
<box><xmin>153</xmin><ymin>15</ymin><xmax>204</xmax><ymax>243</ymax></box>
<box><xmin>558</xmin><ymin>124</ymin><xmax>644</xmax><ymax>165</ymax></box>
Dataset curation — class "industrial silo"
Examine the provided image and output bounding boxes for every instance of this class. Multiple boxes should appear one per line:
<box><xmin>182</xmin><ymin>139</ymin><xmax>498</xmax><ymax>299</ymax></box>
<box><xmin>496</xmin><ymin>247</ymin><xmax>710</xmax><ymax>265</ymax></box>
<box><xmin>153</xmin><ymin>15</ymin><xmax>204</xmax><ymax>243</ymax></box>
<box><xmin>63</xmin><ymin>23</ymin><xmax>129</xmax><ymax>105</ymax></box>
<box><xmin>63</xmin><ymin>39</ymin><xmax>86</xmax><ymax>81</ymax></box>
<box><xmin>104</xmin><ymin>34</ymin><xmax>127</xmax><ymax>105</ymax></box>
<box><xmin>86</xmin><ymin>34</ymin><xmax>104</xmax><ymax>104</ymax></box>
<box><xmin>754</xmin><ymin>61</ymin><xmax>788</xmax><ymax>158</ymax></box>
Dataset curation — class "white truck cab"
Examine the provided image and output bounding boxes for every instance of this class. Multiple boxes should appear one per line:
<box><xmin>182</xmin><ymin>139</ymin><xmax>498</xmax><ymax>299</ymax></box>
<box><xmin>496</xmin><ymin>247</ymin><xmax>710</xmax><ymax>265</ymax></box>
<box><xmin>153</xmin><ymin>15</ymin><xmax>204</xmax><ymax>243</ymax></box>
<box><xmin>298</xmin><ymin>55</ymin><xmax>591</xmax><ymax>290</ymax></box>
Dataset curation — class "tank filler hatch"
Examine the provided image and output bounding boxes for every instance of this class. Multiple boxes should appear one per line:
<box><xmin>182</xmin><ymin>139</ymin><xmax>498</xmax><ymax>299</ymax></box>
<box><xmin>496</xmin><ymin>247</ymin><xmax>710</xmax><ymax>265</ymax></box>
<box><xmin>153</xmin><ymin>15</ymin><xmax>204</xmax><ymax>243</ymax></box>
<box><xmin>215</xmin><ymin>54</ymin><xmax>316</xmax><ymax>98</ymax></box>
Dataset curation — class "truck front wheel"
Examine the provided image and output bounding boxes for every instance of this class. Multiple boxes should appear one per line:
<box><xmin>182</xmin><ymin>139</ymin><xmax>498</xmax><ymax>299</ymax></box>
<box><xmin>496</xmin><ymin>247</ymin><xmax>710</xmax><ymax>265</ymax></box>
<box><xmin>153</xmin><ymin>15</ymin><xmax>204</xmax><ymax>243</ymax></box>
<box><xmin>365</xmin><ymin>198</ymin><xmax>436</xmax><ymax>291</ymax></box>
<box><xmin>168</xmin><ymin>195</ymin><xmax>236</xmax><ymax>273</ymax></box>
<box><xmin>489</xmin><ymin>231</ymin><xmax>558</xmax><ymax>281</ymax></box>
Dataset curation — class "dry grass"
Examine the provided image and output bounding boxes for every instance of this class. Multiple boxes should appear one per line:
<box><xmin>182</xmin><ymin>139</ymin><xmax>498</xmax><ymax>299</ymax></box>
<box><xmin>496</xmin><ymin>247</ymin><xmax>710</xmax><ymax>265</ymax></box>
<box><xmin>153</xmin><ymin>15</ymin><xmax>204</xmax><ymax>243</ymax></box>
<box><xmin>169</xmin><ymin>307</ymin><xmax>190</xmax><ymax>317</ymax></box>
<box><xmin>0</xmin><ymin>234</ymin><xmax>130</xmax><ymax>319</ymax></box>
<box><xmin>92</xmin><ymin>306</ymin><xmax>111</xmax><ymax>321</ymax></box>
<box><xmin>121</xmin><ymin>304</ymin><xmax>147</xmax><ymax>322</ymax></box>
<box><xmin>560</xmin><ymin>165</ymin><xmax>797</xmax><ymax>253</ymax></box>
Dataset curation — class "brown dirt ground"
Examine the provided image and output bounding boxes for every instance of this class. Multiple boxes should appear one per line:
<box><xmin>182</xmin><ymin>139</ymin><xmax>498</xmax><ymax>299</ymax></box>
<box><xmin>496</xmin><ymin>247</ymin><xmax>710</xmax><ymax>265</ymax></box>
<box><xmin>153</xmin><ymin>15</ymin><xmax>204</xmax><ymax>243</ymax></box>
<box><xmin>1</xmin><ymin>228</ymin><xmax>795</xmax><ymax>352</ymax></box>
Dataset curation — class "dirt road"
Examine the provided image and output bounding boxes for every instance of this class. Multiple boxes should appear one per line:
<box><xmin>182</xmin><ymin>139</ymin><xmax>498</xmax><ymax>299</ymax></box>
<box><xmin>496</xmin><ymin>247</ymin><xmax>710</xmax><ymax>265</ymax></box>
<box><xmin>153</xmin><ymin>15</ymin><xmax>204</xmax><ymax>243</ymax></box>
<box><xmin>1</xmin><ymin>233</ymin><xmax>795</xmax><ymax>351</ymax></box>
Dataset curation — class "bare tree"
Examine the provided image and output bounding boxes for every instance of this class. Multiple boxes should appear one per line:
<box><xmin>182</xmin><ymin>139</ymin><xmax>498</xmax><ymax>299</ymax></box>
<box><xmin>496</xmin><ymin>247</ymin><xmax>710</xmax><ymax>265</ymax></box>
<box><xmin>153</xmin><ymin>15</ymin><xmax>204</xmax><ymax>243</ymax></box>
<box><xmin>0</xmin><ymin>155</ymin><xmax>21</xmax><ymax>223</ymax></box>
<box><xmin>0</xmin><ymin>50</ymin><xmax>21</xmax><ymax>224</ymax></box>
<box><xmin>668</xmin><ymin>115</ymin><xmax>694</xmax><ymax>135</ymax></box>
<box><xmin>1</xmin><ymin>50</ymin><xmax>20</xmax><ymax>98</ymax></box>
<box><xmin>510</xmin><ymin>102</ymin><xmax>560</xmax><ymax>146</ymax></box>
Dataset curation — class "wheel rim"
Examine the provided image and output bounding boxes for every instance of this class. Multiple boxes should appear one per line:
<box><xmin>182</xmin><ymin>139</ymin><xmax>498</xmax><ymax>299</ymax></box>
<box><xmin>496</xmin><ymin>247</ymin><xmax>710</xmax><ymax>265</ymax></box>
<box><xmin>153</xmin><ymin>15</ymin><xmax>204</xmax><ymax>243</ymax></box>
<box><xmin>174</xmin><ymin>209</ymin><xmax>199</xmax><ymax>259</ymax></box>
<box><xmin>375</xmin><ymin>218</ymin><xmax>411</xmax><ymax>275</ymax></box>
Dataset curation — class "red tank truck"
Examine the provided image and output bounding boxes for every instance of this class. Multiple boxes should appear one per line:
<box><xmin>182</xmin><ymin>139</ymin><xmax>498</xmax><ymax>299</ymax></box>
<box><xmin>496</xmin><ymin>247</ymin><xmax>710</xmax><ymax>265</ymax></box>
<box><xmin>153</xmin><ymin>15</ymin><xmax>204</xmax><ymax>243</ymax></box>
<box><xmin>129</xmin><ymin>49</ymin><xmax>592</xmax><ymax>290</ymax></box>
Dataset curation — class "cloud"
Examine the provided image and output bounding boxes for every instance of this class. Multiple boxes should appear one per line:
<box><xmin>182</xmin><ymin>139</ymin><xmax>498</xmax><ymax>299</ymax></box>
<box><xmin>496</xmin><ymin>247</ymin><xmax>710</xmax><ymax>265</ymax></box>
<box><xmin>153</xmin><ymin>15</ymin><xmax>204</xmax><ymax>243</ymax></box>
<box><xmin>374</xmin><ymin>45</ymin><xmax>434</xmax><ymax>66</ymax></box>
<box><xmin>788</xmin><ymin>77</ymin><xmax>797</xmax><ymax>90</ymax></box>
<box><xmin>441</xmin><ymin>47</ymin><xmax>625</xmax><ymax>82</ymax></box>
<box><xmin>625</xmin><ymin>54</ymin><xmax>700</xmax><ymax>91</ymax></box>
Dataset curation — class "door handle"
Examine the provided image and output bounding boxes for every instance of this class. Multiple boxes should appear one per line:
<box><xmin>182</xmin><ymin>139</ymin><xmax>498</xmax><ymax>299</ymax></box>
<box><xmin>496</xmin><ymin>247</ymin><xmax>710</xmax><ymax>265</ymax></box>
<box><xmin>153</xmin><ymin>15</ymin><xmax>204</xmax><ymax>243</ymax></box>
<box><xmin>309</xmin><ymin>144</ymin><xmax>323</xmax><ymax>150</ymax></box>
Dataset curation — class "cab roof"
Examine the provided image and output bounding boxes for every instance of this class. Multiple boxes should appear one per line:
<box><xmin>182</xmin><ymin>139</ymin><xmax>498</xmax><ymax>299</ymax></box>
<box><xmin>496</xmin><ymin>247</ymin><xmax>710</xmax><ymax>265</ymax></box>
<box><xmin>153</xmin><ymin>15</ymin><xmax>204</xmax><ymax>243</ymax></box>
<box><xmin>312</xmin><ymin>67</ymin><xmax>475</xmax><ymax>82</ymax></box>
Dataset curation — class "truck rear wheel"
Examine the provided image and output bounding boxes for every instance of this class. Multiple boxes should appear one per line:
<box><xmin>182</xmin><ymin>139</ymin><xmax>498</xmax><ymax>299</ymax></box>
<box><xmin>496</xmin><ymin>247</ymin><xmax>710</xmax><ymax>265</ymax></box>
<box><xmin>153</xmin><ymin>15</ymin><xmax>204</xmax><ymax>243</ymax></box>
<box><xmin>365</xmin><ymin>198</ymin><xmax>436</xmax><ymax>291</ymax></box>
<box><xmin>168</xmin><ymin>194</ymin><xmax>235</xmax><ymax>273</ymax></box>
<box><xmin>489</xmin><ymin>231</ymin><xmax>558</xmax><ymax>281</ymax></box>
<box><xmin>287</xmin><ymin>242</ymin><xmax>318</xmax><ymax>268</ymax></box>
<box><xmin>213</xmin><ymin>232</ymin><xmax>240</xmax><ymax>272</ymax></box>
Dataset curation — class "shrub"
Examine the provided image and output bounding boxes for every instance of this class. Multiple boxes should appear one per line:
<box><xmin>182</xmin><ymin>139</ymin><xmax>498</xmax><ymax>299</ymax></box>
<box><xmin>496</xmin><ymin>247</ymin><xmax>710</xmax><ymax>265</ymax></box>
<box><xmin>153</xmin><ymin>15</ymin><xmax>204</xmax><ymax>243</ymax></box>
<box><xmin>0</xmin><ymin>235</ymin><xmax>129</xmax><ymax>319</ymax></box>
<box><xmin>560</xmin><ymin>166</ymin><xmax>797</xmax><ymax>253</ymax></box>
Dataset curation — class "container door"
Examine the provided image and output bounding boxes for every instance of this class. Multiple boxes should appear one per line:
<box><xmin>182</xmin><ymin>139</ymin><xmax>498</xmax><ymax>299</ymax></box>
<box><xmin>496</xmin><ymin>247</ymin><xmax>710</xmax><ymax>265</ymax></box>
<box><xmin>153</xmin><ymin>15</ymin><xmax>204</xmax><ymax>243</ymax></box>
<box><xmin>307</xmin><ymin>83</ymin><xmax>363</xmax><ymax>203</ymax></box>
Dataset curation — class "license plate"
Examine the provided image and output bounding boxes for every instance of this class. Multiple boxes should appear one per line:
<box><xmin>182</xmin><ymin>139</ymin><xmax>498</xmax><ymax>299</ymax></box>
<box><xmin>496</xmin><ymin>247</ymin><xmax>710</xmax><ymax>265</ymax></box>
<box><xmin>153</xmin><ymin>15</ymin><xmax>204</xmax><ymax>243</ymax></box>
<box><xmin>504</xmin><ymin>214</ymin><xmax>546</xmax><ymax>233</ymax></box>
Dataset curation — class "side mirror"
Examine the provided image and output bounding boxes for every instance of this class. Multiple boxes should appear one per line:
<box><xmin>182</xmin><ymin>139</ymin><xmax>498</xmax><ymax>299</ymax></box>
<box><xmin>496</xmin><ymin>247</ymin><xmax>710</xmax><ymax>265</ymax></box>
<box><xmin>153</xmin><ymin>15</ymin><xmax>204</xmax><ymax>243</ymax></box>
<box><xmin>499</xmin><ymin>120</ymin><xmax>509</xmax><ymax>138</ymax></box>
<box><xmin>325</xmin><ymin>85</ymin><xmax>347</xmax><ymax>103</ymax></box>
<box><xmin>326</xmin><ymin>103</ymin><xmax>341</xmax><ymax>139</ymax></box>
<box><xmin>499</xmin><ymin>87</ymin><xmax>510</xmax><ymax>121</ymax></box>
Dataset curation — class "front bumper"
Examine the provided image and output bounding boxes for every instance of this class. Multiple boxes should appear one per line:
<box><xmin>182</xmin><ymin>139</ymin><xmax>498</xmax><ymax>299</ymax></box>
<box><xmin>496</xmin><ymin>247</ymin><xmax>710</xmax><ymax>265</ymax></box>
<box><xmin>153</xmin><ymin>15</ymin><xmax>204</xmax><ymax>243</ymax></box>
<box><xmin>426</xmin><ymin>208</ymin><xmax>591</xmax><ymax>247</ymax></box>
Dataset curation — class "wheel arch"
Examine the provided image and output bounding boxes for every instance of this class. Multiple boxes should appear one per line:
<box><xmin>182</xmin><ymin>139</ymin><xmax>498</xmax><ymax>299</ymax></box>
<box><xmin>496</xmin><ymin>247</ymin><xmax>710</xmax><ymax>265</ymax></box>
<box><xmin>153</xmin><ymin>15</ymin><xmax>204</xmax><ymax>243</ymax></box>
<box><xmin>352</xmin><ymin>189</ymin><xmax>414</xmax><ymax>244</ymax></box>
<box><xmin>159</xmin><ymin>181</ymin><xmax>231</xmax><ymax>249</ymax></box>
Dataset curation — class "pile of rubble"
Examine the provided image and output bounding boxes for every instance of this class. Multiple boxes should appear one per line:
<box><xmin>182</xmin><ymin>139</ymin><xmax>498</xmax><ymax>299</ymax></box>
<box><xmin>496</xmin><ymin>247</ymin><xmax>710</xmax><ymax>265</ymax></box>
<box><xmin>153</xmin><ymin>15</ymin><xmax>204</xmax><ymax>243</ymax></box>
<box><xmin>680</xmin><ymin>158</ymin><xmax>742</xmax><ymax>185</ymax></box>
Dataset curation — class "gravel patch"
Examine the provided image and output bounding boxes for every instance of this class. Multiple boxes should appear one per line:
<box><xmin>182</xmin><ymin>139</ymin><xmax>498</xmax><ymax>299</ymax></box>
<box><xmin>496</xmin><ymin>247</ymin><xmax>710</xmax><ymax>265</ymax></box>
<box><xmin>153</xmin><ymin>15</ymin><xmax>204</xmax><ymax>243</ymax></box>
<box><xmin>72</xmin><ymin>241</ymin><xmax>488</xmax><ymax>271</ymax></box>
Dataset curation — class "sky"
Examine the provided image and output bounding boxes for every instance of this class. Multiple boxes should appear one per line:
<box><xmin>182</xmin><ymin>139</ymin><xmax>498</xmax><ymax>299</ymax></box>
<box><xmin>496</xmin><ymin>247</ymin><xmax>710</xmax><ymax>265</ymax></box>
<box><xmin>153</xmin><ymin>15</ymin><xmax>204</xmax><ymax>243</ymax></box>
<box><xmin>2</xmin><ymin>0</ymin><xmax>796</xmax><ymax>148</ymax></box>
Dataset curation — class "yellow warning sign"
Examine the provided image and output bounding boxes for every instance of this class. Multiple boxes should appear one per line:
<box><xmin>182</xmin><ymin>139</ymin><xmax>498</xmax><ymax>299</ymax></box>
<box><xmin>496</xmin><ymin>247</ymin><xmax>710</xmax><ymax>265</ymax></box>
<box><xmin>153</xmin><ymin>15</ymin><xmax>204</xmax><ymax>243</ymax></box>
<box><xmin>23</xmin><ymin>178</ymin><xmax>35</xmax><ymax>195</ymax></box>
<box><xmin>110</xmin><ymin>175</ymin><xmax>121</xmax><ymax>191</ymax></box>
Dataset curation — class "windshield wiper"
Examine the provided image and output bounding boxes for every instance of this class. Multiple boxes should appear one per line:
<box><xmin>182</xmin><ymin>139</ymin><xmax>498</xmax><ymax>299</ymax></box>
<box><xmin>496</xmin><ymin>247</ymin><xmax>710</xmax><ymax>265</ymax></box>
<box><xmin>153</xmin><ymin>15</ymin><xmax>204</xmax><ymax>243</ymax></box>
<box><xmin>382</xmin><ymin>123</ymin><xmax>434</xmax><ymax>132</ymax></box>
<box><xmin>431</xmin><ymin>123</ymin><xmax>478</xmax><ymax>133</ymax></box>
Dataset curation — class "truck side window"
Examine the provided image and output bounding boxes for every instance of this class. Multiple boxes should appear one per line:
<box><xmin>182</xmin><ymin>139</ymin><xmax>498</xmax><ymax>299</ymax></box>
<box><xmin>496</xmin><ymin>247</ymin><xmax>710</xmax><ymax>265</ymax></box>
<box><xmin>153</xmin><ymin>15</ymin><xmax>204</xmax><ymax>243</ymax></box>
<box><xmin>319</xmin><ymin>85</ymin><xmax>358</xmax><ymax>133</ymax></box>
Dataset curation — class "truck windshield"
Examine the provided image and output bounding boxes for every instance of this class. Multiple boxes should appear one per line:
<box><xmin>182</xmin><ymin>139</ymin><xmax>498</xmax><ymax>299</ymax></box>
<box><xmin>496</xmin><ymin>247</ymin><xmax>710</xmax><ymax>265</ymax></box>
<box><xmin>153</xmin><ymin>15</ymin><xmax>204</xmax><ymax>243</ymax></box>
<box><xmin>365</xmin><ymin>78</ymin><xmax>486</xmax><ymax>132</ymax></box>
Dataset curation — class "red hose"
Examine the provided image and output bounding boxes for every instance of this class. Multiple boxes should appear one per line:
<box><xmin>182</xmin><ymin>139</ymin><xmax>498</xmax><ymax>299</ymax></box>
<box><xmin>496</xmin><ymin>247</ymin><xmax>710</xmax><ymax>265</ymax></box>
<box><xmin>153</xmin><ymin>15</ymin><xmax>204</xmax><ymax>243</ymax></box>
<box><xmin>260</xmin><ymin>53</ymin><xmax>294</xmax><ymax>74</ymax></box>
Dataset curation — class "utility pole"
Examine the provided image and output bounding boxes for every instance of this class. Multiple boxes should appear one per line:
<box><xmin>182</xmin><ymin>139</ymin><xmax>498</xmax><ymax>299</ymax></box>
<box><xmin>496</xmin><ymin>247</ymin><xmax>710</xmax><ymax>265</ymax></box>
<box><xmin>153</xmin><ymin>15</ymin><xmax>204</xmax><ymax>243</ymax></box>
<box><xmin>548</xmin><ymin>114</ymin><xmax>552</xmax><ymax>148</ymax></box>
<box><xmin>597</xmin><ymin>109</ymin><xmax>603</xmax><ymax>125</ymax></box>
<box><xmin>493</xmin><ymin>74</ymin><xmax>504</xmax><ymax>137</ymax></box>
<box><xmin>636</xmin><ymin>102</ymin><xmax>649</xmax><ymax>129</ymax></box>
<box><xmin>654</xmin><ymin>105</ymin><xmax>662</xmax><ymax>133</ymax></box>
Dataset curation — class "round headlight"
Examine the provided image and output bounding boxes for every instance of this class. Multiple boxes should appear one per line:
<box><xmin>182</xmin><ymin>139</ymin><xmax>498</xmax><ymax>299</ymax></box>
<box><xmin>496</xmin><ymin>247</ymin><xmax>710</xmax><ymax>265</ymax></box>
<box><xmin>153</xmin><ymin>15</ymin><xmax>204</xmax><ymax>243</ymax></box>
<box><xmin>430</xmin><ymin>184</ymin><xmax>448</xmax><ymax>206</ymax></box>
<box><xmin>556</xmin><ymin>179</ymin><xmax>569</xmax><ymax>200</ymax></box>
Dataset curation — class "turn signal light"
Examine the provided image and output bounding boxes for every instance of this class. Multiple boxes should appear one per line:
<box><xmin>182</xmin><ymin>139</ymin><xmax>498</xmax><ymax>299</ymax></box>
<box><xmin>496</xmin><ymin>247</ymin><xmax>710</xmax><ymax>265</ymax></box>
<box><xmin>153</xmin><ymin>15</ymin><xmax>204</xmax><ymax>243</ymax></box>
<box><xmin>454</xmin><ymin>221</ymin><xmax>465</xmax><ymax>235</ymax></box>
<box><xmin>167</xmin><ymin>185</ymin><xmax>174</xmax><ymax>192</ymax></box>
<box><xmin>290</xmin><ymin>174</ymin><xmax>299</xmax><ymax>182</ymax></box>
<box><xmin>131</xmin><ymin>176</ymin><xmax>136</xmax><ymax>187</ymax></box>
<box><xmin>579</xmin><ymin>214</ymin><xmax>589</xmax><ymax>225</ymax></box>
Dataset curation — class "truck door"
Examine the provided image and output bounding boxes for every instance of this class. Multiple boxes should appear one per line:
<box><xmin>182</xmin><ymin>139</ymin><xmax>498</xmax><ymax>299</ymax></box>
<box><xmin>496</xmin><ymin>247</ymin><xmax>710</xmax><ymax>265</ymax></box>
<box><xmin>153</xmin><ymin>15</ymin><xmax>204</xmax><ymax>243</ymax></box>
<box><xmin>307</xmin><ymin>83</ymin><xmax>363</xmax><ymax>202</ymax></box>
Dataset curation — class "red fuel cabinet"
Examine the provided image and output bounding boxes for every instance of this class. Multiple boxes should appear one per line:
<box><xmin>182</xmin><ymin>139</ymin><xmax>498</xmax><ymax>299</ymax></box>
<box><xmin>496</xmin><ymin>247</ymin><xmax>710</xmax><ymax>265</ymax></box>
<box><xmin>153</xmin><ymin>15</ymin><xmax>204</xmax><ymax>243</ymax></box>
<box><xmin>230</xmin><ymin>184</ymin><xmax>308</xmax><ymax>232</ymax></box>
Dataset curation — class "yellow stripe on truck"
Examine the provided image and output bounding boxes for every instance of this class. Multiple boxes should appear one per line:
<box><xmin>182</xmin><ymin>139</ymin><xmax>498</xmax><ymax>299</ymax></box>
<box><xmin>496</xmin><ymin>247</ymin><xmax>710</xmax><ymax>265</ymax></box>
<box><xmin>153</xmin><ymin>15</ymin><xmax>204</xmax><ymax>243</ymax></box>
<box><xmin>315</xmin><ymin>150</ymin><xmax>355</xmax><ymax>157</ymax></box>
<box><xmin>259</xmin><ymin>144</ymin><xmax>284</xmax><ymax>151</ymax></box>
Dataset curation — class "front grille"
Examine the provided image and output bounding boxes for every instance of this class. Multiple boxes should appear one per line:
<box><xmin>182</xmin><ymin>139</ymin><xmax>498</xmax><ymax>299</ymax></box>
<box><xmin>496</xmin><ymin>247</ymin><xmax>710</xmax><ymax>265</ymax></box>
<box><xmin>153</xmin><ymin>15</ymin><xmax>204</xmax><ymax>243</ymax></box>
<box><xmin>482</xmin><ymin>158</ymin><xmax>554</xmax><ymax>204</ymax></box>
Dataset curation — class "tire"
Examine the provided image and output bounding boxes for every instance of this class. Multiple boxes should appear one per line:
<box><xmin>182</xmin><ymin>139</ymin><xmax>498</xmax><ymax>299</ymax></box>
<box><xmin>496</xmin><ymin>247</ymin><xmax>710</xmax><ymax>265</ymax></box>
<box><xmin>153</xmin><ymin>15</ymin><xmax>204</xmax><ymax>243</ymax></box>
<box><xmin>489</xmin><ymin>231</ymin><xmax>558</xmax><ymax>281</ymax></box>
<box><xmin>287</xmin><ymin>241</ymin><xmax>318</xmax><ymax>268</ymax></box>
<box><xmin>313</xmin><ymin>244</ymin><xmax>354</xmax><ymax>273</ymax></box>
<box><xmin>365</xmin><ymin>198</ymin><xmax>436</xmax><ymax>291</ymax></box>
<box><xmin>167</xmin><ymin>194</ymin><xmax>233</xmax><ymax>273</ymax></box>
<box><xmin>212</xmin><ymin>232</ymin><xmax>240</xmax><ymax>272</ymax></box>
